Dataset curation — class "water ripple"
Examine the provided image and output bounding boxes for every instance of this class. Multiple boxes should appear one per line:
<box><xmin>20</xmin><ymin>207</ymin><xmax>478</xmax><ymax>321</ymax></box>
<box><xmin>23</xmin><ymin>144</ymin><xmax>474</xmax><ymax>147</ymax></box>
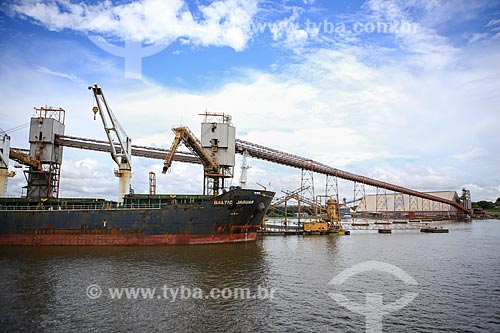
<box><xmin>0</xmin><ymin>220</ymin><xmax>499</xmax><ymax>332</ymax></box>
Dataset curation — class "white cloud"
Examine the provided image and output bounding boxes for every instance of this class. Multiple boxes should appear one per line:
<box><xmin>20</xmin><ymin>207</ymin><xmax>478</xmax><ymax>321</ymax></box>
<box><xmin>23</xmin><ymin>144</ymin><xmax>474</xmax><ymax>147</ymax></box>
<box><xmin>3</xmin><ymin>1</ymin><xmax>500</xmax><ymax>203</ymax></box>
<box><xmin>486</xmin><ymin>18</ymin><xmax>500</xmax><ymax>27</ymax></box>
<box><xmin>4</xmin><ymin>38</ymin><xmax>500</xmax><ymax>201</ymax></box>
<box><xmin>463</xmin><ymin>32</ymin><xmax>489</xmax><ymax>43</ymax></box>
<box><xmin>365</xmin><ymin>0</ymin><xmax>460</xmax><ymax>69</ymax></box>
<box><xmin>367</xmin><ymin>163</ymin><xmax>462</xmax><ymax>192</ymax></box>
<box><xmin>398</xmin><ymin>0</ymin><xmax>494</xmax><ymax>27</ymax></box>
<box><xmin>36</xmin><ymin>66</ymin><xmax>86</xmax><ymax>86</ymax></box>
<box><xmin>265</xmin><ymin>7</ymin><xmax>309</xmax><ymax>50</ymax></box>
<box><xmin>60</xmin><ymin>156</ymin><xmax>116</xmax><ymax>197</ymax></box>
<box><xmin>463</xmin><ymin>184</ymin><xmax>500</xmax><ymax>202</ymax></box>
<box><xmin>451</xmin><ymin>149</ymin><xmax>485</xmax><ymax>161</ymax></box>
<box><xmin>9</xmin><ymin>0</ymin><xmax>260</xmax><ymax>51</ymax></box>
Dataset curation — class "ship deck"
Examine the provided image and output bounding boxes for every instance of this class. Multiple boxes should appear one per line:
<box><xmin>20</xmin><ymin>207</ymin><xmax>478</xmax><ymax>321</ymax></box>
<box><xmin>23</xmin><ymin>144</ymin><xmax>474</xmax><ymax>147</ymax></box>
<box><xmin>0</xmin><ymin>194</ymin><xmax>214</xmax><ymax>211</ymax></box>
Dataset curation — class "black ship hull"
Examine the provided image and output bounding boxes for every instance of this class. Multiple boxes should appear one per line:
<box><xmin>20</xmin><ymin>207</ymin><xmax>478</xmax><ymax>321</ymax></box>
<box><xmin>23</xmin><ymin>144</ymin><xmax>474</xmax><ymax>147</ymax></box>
<box><xmin>0</xmin><ymin>187</ymin><xmax>274</xmax><ymax>245</ymax></box>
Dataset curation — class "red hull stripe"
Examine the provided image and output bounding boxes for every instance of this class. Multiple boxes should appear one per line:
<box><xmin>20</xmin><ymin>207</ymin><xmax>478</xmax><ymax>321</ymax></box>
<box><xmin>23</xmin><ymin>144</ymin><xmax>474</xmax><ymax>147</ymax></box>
<box><xmin>0</xmin><ymin>233</ymin><xmax>257</xmax><ymax>246</ymax></box>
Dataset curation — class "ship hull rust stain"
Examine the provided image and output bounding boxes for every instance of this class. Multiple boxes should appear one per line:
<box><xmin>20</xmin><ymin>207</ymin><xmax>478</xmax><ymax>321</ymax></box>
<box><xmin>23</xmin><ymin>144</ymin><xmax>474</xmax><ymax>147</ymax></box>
<box><xmin>0</xmin><ymin>232</ymin><xmax>257</xmax><ymax>246</ymax></box>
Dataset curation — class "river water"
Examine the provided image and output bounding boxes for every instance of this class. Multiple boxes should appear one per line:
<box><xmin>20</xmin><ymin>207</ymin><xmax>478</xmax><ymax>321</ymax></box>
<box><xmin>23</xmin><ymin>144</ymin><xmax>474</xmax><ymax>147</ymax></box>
<box><xmin>1</xmin><ymin>220</ymin><xmax>499</xmax><ymax>332</ymax></box>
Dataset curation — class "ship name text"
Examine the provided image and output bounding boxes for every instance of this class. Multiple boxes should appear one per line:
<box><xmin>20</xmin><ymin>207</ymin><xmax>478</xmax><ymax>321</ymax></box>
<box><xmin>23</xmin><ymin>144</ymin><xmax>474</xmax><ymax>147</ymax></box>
<box><xmin>213</xmin><ymin>200</ymin><xmax>255</xmax><ymax>205</ymax></box>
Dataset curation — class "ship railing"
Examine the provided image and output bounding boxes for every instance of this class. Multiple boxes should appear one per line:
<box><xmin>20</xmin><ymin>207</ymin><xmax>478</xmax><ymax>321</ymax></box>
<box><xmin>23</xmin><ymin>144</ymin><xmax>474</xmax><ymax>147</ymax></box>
<box><xmin>0</xmin><ymin>203</ymin><xmax>166</xmax><ymax>211</ymax></box>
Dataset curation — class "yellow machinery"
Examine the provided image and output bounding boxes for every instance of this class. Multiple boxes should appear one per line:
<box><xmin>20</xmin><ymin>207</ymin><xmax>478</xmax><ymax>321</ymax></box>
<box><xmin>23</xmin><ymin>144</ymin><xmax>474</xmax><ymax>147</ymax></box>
<box><xmin>303</xmin><ymin>198</ymin><xmax>342</xmax><ymax>234</ymax></box>
<box><xmin>8</xmin><ymin>149</ymin><xmax>42</xmax><ymax>171</ymax></box>
<box><xmin>303</xmin><ymin>221</ymin><xmax>329</xmax><ymax>234</ymax></box>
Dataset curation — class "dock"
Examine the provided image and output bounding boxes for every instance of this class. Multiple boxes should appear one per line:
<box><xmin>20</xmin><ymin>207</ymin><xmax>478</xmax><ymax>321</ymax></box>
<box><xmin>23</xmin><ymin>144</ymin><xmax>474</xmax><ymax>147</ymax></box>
<box><xmin>260</xmin><ymin>219</ymin><xmax>451</xmax><ymax>236</ymax></box>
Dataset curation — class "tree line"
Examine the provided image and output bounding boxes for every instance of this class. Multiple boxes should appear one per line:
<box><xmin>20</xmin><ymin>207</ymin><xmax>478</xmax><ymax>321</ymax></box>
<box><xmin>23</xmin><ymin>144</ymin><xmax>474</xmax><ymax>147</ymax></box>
<box><xmin>472</xmin><ymin>198</ymin><xmax>500</xmax><ymax>210</ymax></box>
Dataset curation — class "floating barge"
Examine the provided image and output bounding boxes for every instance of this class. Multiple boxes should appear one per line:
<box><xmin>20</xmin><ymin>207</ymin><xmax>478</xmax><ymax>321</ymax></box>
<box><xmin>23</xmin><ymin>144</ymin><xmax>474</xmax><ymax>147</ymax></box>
<box><xmin>259</xmin><ymin>221</ymin><xmax>350</xmax><ymax>236</ymax></box>
<box><xmin>420</xmin><ymin>226</ymin><xmax>449</xmax><ymax>233</ymax></box>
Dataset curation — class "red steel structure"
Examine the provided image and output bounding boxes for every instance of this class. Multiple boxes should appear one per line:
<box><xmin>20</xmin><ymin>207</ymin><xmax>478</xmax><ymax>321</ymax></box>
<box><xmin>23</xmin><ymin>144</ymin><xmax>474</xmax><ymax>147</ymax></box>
<box><xmin>234</xmin><ymin>139</ymin><xmax>469</xmax><ymax>214</ymax></box>
<box><xmin>13</xmin><ymin>134</ymin><xmax>469</xmax><ymax>214</ymax></box>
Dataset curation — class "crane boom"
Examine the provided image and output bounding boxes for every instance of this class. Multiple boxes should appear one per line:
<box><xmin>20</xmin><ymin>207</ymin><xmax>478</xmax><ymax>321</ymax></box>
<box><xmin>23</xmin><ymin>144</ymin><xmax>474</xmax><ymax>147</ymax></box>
<box><xmin>8</xmin><ymin>148</ymin><xmax>42</xmax><ymax>170</ymax></box>
<box><xmin>162</xmin><ymin>131</ymin><xmax>182</xmax><ymax>173</ymax></box>
<box><xmin>163</xmin><ymin>126</ymin><xmax>218</xmax><ymax>174</ymax></box>
<box><xmin>88</xmin><ymin>84</ymin><xmax>132</xmax><ymax>203</ymax></box>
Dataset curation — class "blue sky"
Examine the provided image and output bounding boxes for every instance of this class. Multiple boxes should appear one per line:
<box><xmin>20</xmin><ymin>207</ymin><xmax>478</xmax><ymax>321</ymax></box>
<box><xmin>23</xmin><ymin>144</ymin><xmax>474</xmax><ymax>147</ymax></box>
<box><xmin>1</xmin><ymin>0</ymin><xmax>499</xmax><ymax>202</ymax></box>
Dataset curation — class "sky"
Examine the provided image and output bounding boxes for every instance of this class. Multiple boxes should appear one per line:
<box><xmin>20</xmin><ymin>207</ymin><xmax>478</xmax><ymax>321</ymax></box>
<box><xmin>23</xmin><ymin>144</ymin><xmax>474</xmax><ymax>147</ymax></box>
<box><xmin>0</xmin><ymin>0</ymin><xmax>499</xmax><ymax>202</ymax></box>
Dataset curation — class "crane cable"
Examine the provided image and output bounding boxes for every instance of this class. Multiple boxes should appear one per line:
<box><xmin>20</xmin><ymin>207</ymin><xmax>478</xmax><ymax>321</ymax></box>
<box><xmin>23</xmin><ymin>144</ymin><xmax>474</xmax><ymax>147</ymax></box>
<box><xmin>0</xmin><ymin>122</ymin><xmax>30</xmax><ymax>135</ymax></box>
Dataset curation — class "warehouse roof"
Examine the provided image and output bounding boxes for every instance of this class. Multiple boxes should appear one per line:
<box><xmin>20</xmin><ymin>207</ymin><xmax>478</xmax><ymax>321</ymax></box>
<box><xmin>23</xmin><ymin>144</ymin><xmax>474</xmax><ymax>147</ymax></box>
<box><xmin>355</xmin><ymin>191</ymin><xmax>460</xmax><ymax>212</ymax></box>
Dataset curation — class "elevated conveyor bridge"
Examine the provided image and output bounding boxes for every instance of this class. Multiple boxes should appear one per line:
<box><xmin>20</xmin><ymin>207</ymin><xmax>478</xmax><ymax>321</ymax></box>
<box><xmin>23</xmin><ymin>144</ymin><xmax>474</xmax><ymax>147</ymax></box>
<box><xmin>11</xmin><ymin>134</ymin><xmax>469</xmax><ymax>214</ymax></box>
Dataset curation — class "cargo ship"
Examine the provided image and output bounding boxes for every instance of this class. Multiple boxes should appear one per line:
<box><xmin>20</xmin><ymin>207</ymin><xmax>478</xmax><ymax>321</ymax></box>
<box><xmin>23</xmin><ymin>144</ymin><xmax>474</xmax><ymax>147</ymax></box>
<box><xmin>0</xmin><ymin>188</ymin><xmax>274</xmax><ymax>245</ymax></box>
<box><xmin>0</xmin><ymin>85</ymin><xmax>274</xmax><ymax>245</ymax></box>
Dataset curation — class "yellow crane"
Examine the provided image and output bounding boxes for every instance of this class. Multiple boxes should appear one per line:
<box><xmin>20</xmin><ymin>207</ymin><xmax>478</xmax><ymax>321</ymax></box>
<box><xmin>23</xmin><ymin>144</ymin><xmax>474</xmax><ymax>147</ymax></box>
<box><xmin>162</xmin><ymin>126</ymin><xmax>224</xmax><ymax>194</ymax></box>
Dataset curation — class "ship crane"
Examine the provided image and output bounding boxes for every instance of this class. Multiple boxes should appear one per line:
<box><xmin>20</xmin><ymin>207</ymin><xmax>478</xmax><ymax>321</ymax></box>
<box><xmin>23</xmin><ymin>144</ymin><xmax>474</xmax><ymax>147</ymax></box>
<box><xmin>8</xmin><ymin>148</ymin><xmax>42</xmax><ymax>171</ymax></box>
<box><xmin>162</xmin><ymin>126</ymin><xmax>222</xmax><ymax>194</ymax></box>
<box><xmin>88</xmin><ymin>84</ymin><xmax>132</xmax><ymax>204</ymax></box>
<box><xmin>163</xmin><ymin>113</ymin><xmax>235</xmax><ymax>196</ymax></box>
<box><xmin>163</xmin><ymin>127</ymin><xmax>218</xmax><ymax>173</ymax></box>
